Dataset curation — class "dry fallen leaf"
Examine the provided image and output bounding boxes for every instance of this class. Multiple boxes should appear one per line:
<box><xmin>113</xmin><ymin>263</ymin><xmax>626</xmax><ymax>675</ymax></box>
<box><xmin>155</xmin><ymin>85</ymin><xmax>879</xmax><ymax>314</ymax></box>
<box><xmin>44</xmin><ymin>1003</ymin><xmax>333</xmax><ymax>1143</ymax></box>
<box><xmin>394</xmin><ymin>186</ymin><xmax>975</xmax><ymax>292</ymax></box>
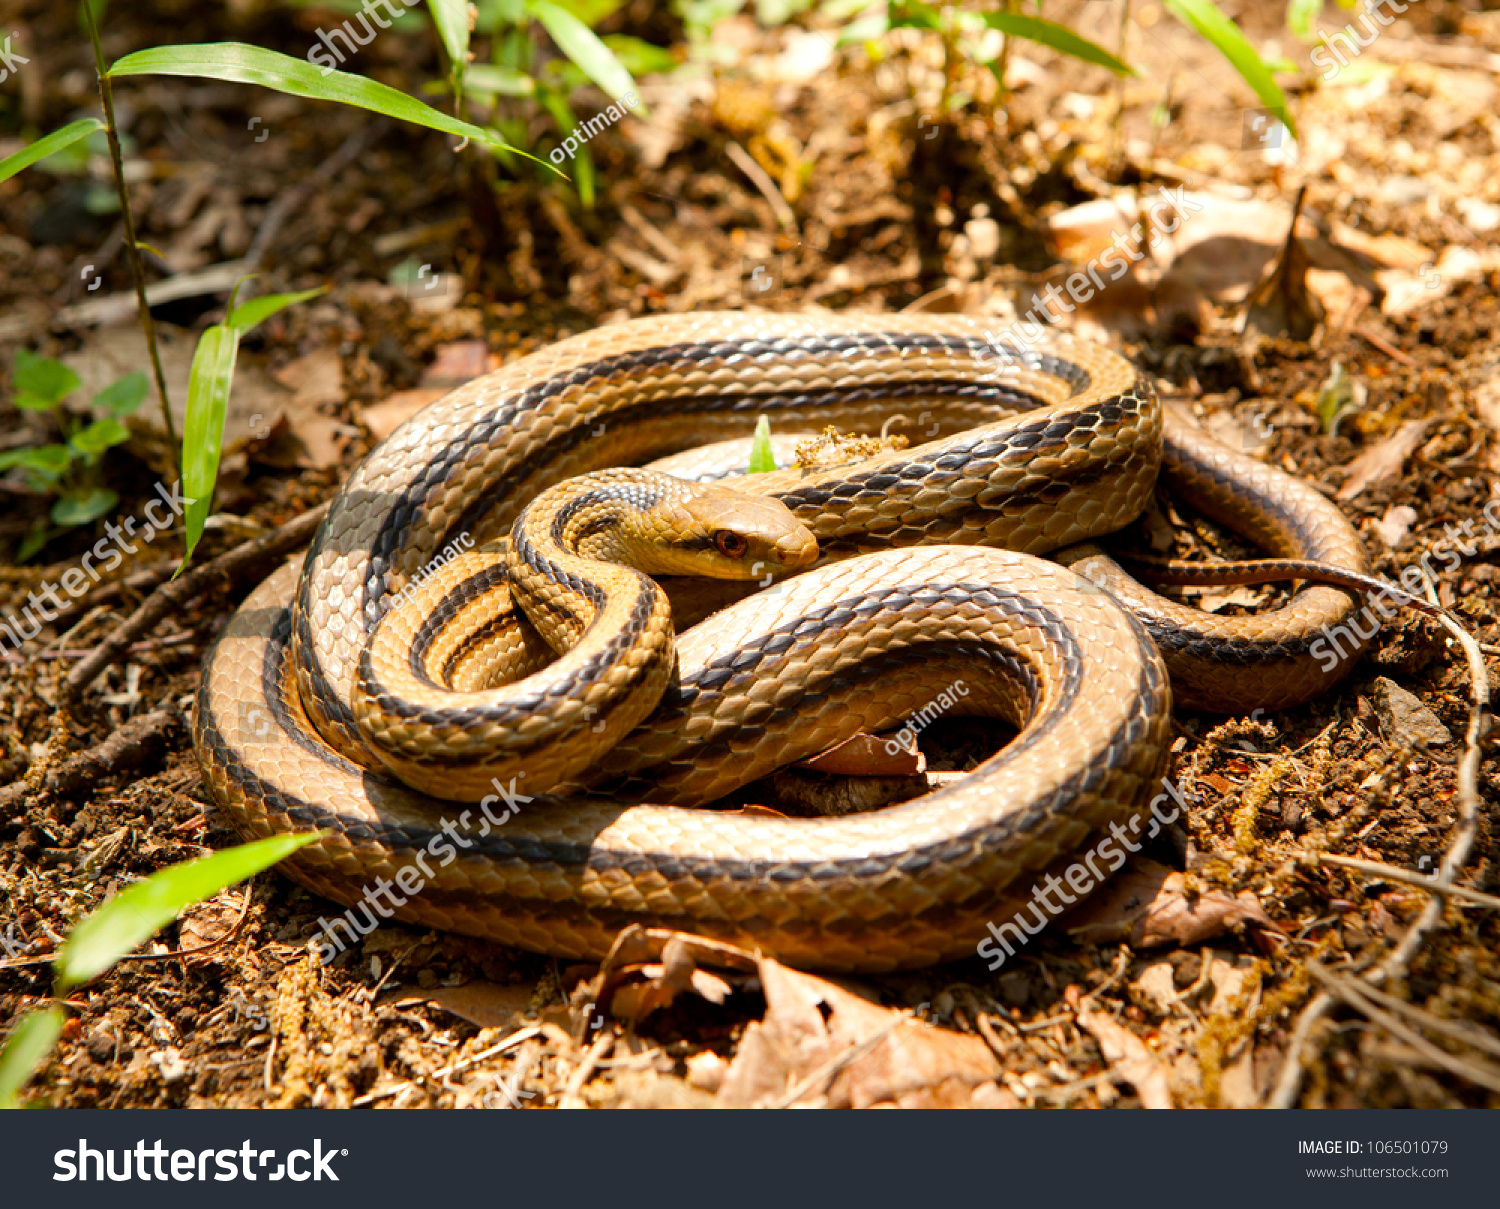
<box><xmin>1336</xmin><ymin>419</ymin><xmax>1431</xmax><ymax>501</ymax></box>
<box><xmin>176</xmin><ymin>890</ymin><xmax>245</xmax><ymax>961</ymax></box>
<box><xmin>1064</xmin><ymin>859</ymin><xmax>1278</xmax><ymax>950</ymax></box>
<box><xmin>360</xmin><ymin>388</ymin><xmax>449</xmax><ymax>443</ymax></box>
<box><xmin>1076</xmin><ymin>1006</ymin><xmax>1173</xmax><ymax>1109</ymax></box>
<box><xmin>718</xmin><ymin>957</ymin><xmax>1001</xmax><ymax>1108</ymax></box>
<box><xmin>590</xmin><ymin>927</ymin><xmax>1000</xmax><ymax>1108</ymax></box>
<box><xmin>409</xmin><ymin>981</ymin><xmax>536</xmax><ymax>1029</ymax></box>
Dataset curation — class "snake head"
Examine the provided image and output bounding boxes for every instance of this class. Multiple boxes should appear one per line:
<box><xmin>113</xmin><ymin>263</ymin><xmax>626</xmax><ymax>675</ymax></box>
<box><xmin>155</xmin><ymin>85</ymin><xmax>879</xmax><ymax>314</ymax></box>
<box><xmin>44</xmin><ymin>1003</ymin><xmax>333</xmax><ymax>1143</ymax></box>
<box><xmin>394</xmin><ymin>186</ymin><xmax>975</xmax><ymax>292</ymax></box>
<box><xmin>659</xmin><ymin>481</ymin><xmax>818</xmax><ymax>579</ymax></box>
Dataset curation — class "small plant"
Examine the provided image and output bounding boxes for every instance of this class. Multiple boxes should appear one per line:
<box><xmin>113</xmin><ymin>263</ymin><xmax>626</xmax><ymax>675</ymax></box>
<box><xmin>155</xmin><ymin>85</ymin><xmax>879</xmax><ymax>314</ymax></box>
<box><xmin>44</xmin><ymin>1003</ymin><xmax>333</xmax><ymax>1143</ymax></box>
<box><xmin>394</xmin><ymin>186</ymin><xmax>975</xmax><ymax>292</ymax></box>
<box><xmin>2</xmin><ymin>353</ymin><xmax>148</xmax><ymax>561</ymax></box>
<box><xmin>0</xmin><ymin>833</ymin><xmax>317</xmax><ymax>1110</ymax></box>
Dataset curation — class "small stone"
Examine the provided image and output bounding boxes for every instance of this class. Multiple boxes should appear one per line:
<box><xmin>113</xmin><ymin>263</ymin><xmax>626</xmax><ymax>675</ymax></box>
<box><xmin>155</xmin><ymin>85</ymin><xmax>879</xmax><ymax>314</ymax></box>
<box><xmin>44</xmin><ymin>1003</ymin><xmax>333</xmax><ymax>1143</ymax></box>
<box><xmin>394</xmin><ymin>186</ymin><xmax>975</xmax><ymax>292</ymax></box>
<box><xmin>1370</xmin><ymin>677</ymin><xmax>1452</xmax><ymax>749</ymax></box>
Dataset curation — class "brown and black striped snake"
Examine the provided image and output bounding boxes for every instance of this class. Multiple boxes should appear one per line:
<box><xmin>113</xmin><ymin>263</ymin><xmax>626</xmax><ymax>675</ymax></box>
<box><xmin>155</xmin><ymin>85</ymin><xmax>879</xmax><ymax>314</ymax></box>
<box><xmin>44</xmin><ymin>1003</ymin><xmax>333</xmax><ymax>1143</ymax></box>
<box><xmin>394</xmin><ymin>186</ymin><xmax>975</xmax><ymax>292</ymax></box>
<box><xmin>194</xmin><ymin>312</ymin><xmax>1373</xmax><ymax>971</ymax></box>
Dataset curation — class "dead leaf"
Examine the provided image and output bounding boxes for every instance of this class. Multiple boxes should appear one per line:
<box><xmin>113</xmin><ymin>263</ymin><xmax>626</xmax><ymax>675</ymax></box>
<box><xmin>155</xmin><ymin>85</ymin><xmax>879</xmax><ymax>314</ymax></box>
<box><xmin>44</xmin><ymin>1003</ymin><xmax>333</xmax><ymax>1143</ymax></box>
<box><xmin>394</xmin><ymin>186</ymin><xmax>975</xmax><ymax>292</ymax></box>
<box><xmin>273</xmin><ymin>348</ymin><xmax>345</xmax><ymax>408</ymax></box>
<box><xmin>718</xmin><ymin>958</ymin><xmax>1001</xmax><ymax>1108</ymax></box>
<box><xmin>1336</xmin><ymin>419</ymin><xmax>1431</xmax><ymax>501</ymax></box>
<box><xmin>176</xmin><ymin>889</ymin><xmax>244</xmax><ymax>960</ymax></box>
<box><xmin>1242</xmin><ymin>186</ymin><xmax>1323</xmax><ymax>341</ymax></box>
<box><xmin>360</xmin><ymin>389</ymin><xmax>448</xmax><ymax>443</ymax></box>
<box><xmin>591</xmin><ymin>927</ymin><xmax>1000</xmax><ymax>1108</ymax></box>
<box><xmin>607</xmin><ymin>935</ymin><xmax>737</xmax><ymax>1023</ymax></box>
<box><xmin>1077</xmin><ymin>1006</ymin><xmax>1173</xmax><ymax>1108</ymax></box>
<box><xmin>420</xmin><ymin>340</ymin><xmax>493</xmax><ymax>387</ymax></box>
<box><xmin>1064</xmin><ymin>859</ymin><xmax>1278</xmax><ymax>950</ymax></box>
<box><xmin>795</xmin><ymin>732</ymin><xmax>924</xmax><ymax>776</ymax></box>
<box><xmin>408</xmin><ymin>981</ymin><xmax>535</xmax><ymax>1029</ymax></box>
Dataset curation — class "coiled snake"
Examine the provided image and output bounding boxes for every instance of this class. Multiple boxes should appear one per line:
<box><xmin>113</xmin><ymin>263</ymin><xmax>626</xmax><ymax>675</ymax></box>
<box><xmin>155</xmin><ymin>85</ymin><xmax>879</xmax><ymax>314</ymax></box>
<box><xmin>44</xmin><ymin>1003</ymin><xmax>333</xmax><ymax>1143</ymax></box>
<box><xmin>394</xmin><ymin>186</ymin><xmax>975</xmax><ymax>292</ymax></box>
<box><xmin>194</xmin><ymin>312</ymin><xmax>1368</xmax><ymax>971</ymax></box>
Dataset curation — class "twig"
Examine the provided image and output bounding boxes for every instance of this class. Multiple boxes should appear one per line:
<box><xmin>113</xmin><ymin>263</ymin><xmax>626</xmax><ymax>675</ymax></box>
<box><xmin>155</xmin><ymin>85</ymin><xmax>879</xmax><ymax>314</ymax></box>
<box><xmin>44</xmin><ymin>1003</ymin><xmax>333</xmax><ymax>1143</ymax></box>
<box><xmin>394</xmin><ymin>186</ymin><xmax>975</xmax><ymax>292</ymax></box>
<box><xmin>1305</xmin><ymin>962</ymin><xmax>1500</xmax><ymax>1095</ymax></box>
<box><xmin>61</xmin><ymin>502</ymin><xmax>329</xmax><ymax>705</ymax></box>
<box><xmin>84</xmin><ymin>4</ymin><xmax>177</xmax><ymax>474</ymax></box>
<box><xmin>351</xmin><ymin>1025</ymin><xmax>543</xmax><ymax>1107</ymax></box>
<box><xmin>557</xmin><ymin>1029</ymin><xmax>614</xmax><ymax>1109</ymax></box>
<box><xmin>724</xmin><ymin>141</ymin><xmax>797</xmax><ymax>233</ymax></box>
<box><xmin>245</xmin><ymin>122</ymin><xmax>389</xmax><ymax>273</ymax></box>
<box><xmin>1317</xmin><ymin>854</ymin><xmax>1500</xmax><ymax>912</ymax></box>
<box><xmin>0</xmin><ymin>706</ymin><xmax>182</xmax><ymax>811</ymax></box>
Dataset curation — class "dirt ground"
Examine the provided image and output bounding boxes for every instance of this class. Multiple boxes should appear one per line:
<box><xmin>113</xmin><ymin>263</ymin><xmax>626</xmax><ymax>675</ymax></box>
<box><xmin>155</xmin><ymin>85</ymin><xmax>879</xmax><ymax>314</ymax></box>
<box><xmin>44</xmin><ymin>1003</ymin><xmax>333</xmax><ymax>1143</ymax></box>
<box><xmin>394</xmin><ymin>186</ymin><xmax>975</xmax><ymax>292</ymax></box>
<box><xmin>1</xmin><ymin>0</ymin><xmax>1498</xmax><ymax>1109</ymax></box>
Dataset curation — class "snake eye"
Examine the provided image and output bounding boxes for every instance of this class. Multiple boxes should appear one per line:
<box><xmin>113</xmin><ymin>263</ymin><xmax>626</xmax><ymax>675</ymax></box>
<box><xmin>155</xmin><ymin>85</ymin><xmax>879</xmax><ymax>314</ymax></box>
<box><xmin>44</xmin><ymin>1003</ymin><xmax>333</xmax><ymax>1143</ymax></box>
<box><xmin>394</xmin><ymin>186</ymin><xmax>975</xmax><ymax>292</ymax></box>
<box><xmin>713</xmin><ymin>530</ymin><xmax>749</xmax><ymax>559</ymax></box>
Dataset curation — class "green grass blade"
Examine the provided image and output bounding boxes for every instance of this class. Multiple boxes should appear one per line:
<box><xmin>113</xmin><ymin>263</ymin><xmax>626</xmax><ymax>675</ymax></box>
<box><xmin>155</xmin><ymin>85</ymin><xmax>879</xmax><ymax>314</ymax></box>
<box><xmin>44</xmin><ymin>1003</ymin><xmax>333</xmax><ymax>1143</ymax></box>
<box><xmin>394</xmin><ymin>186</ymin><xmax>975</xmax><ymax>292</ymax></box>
<box><xmin>56</xmin><ymin>834</ymin><xmax>320</xmax><ymax>991</ymax></box>
<box><xmin>747</xmin><ymin>416</ymin><xmax>777</xmax><ymax>473</ymax></box>
<box><xmin>1164</xmin><ymin>0</ymin><xmax>1296</xmax><ymax>137</ymax></box>
<box><xmin>530</xmin><ymin>2</ymin><xmax>642</xmax><ymax>109</ymax></box>
<box><xmin>0</xmin><ymin>1007</ymin><xmax>66</xmax><ymax>1110</ymax></box>
<box><xmin>180</xmin><ymin>324</ymin><xmax>239</xmax><ymax>564</ymax></box>
<box><xmin>1286</xmin><ymin>0</ymin><xmax>1321</xmax><ymax>41</ymax></box>
<box><xmin>428</xmin><ymin>0</ymin><xmax>472</xmax><ymax>93</ymax></box>
<box><xmin>0</xmin><ymin>119</ymin><xmax>105</xmax><ymax>183</ymax></box>
<box><xmin>228</xmin><ymin>285</ymin><xmax>329</xmax><ymax>333</ymax></box>
<box><xmin>107</xmin><ymin>43</ymin><xmax>511</xmax><ymax>150</ymax></box>
<box><xmin>981</xmin><ymin>12</ymin><xmax>1134</xmax><ymax>76</ymax></box>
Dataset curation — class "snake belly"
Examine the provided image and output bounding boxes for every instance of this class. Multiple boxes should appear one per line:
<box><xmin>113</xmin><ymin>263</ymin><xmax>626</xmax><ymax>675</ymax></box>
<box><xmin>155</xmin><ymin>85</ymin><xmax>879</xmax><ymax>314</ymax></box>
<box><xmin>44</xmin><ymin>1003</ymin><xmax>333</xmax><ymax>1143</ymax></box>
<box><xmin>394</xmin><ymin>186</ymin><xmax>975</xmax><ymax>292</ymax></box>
<box><xmin>193</xmin><ymin>312</ymin><xmax>1368</xmax><ymax>972</ymax></box>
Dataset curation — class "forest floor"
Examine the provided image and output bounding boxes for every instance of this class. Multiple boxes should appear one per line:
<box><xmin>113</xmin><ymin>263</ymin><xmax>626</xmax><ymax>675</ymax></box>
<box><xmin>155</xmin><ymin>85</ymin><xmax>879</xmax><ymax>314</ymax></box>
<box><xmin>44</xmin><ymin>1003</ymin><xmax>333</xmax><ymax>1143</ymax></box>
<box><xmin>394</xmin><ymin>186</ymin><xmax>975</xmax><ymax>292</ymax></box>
<box><xmin>1</xmin><ymin>0</ymin><xmax>1498</xmax><ymax>1108</ymax></box>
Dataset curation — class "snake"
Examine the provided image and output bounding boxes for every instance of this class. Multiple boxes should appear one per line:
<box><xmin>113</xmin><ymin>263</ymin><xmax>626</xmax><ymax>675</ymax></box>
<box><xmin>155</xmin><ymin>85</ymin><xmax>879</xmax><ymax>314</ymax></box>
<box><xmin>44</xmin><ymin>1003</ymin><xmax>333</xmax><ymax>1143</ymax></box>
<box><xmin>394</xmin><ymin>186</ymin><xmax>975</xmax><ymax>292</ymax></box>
<box><xmin>193</xmin><ymin>312</ymin><xmax>1370</xmax><ymax>972</ymax></box>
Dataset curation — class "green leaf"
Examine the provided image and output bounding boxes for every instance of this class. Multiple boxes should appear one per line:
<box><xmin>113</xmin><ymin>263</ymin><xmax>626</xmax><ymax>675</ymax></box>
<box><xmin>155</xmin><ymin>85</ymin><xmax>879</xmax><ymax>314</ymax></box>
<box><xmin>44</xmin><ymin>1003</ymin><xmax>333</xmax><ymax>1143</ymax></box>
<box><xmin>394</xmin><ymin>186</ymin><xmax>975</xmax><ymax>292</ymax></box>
<box><xmin>538</xmin><ymin>91</ymin><xmax>593</xmax><ymax>204</ymax></box>
<box><xmin>56</xmin><ymin>834</ymin><xmax>320</xmax><ymax>991</ymax></box>
<box><xmin>51</xmin><ymin>488</ymin><xmax>118</xmax><ymax>526</ymax></box>
<box><xmin>1286</xmin><ymin>0</ymin><xmax>1322</xmax><ymax>42</ymax></box>
<box><xmin>981</xmin><ymin>11</ymin><xmax>1134</xmax><ymax>76</ymax></box>
<box><xmin>227</xmin><ymin>284</ymin><xmax>329</xmax><ymax>333</ymax></box>
<box><xmin>0</xmin><ymin>444</ymin><xmax>72</xmax><ymax>482</ymax></box>
<box><xmin>530</xmin><ymin>2</ymin><xmax>642</xmax><ymax>108</ymax></box>
<box><xmin>464</xmin><ymin>64</ymin><xmax>536</xmax><ymax>97</ymax></box>
<box><xmin>1164</xmin><ymin>0</ymin><xmax>1296</xmax><ymax>138</ymax></box>
<box><xmin>600</xmin><ymin>35</ymin><xmax>678</xmax><ymax>76</ymax></box>
<box><xmin>13</xmin><ymin>349</ymin><xmax>80</xmax><ymax>409</ymax></box>
<box><xmin>180</xmin><ymin>324</ymin><xmax>240</xmax><ymax>564</ymax></box>
<box><xmin>889</xmin><ymin>0</ymin><xmax>941</xmax><ymax>31</ymax></box>
<box><xmin>0</xmin><ymin>119</ymin><xmax>105</xmax><ymax>184</ymax></box>
<box><xmin>107</xmin><ymin>44</ymin><xmax>513</xmax><ymax>151</ymax></box>
<box><xmin>93</xmin><ymin>371</ymin><xmax>149</xmax><ymax>418</ymax></box>
<box><xmin>0</xmin><ymin>1007</ymin><xmax>66</xmax><ymax>1111</ymax></box>
<box><xmin>747</xmin><ymin>416</ymin><xmax>777</xmax><ymax>474</ymax></box>
<box><xmin>428</xmin><ymin>0</ymin><xmax>472</xmax><ymax>93</ymax></box>
<box><xmin>70</xmin><ymin>418</ymin><xmax>132</xmax><ymax>458</ymax></box>
<box><xmin>548</xmin><ymin>0</ymin><xmax>627</xmax><ymax>23</ymax></box>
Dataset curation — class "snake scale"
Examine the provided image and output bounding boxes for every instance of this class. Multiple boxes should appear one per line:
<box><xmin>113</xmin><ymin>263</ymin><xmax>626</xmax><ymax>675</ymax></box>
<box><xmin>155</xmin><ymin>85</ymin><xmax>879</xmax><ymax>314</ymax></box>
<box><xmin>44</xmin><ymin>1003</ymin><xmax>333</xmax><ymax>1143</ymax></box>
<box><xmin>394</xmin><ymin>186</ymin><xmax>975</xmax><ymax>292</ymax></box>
<box><xmin>194</xmin><ymin>312</ymin><xmax>1368</xmax><ymax>971</ymax></box>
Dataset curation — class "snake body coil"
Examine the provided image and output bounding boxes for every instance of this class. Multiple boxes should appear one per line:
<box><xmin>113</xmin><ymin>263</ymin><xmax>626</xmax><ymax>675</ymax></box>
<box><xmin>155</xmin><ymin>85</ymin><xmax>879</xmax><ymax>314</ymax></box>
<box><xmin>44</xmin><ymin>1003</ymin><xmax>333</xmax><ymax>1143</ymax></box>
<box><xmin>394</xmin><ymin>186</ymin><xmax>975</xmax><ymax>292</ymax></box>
<box><xmin>194</xmin><ymin>312</ymin><xmax>1367</xmax><ymax>971</ymax></box>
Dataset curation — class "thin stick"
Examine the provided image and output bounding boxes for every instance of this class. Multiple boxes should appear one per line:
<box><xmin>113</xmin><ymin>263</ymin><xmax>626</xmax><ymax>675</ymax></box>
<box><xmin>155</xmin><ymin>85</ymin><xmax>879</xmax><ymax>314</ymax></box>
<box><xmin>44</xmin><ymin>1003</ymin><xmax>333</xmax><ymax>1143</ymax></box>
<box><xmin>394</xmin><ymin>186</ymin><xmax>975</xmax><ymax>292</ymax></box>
<box><xmin>1305</xmin><ymin>962</ymin><xmax>1500</xmax><ymax>1095</ymax></box>
<box><xmin>1317</xmin><ymin>854</ymin><xmax>1500</xmax><ymax>912</ymax></box>
<box><xmin>62</xmin><ymin>502</ymin><xmax>329</xmax><ymax>704</ymax></box>
<box><xmin>84</xmin><ymin>5</ymin><xmax>178</xmax><ymax>475</ymax></box>
<box><xmin>724</xmin><ymin>141</ymin><xmax>797</xmax><ymax>233</ymax></box>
